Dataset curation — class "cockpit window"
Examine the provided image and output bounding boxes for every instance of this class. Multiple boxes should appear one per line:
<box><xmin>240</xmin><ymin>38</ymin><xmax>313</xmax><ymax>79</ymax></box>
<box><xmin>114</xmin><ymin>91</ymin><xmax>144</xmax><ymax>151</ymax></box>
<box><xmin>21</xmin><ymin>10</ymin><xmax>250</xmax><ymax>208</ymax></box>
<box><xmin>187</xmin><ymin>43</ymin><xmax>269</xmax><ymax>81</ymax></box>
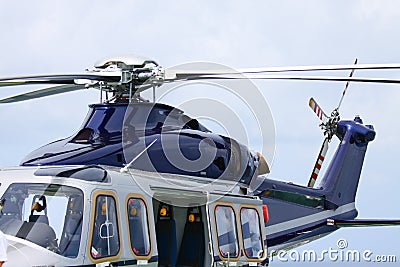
<box><xmin>0</xmin><ymin>183</ymin><xmax>84</xmax><ymax>258</ymax></box>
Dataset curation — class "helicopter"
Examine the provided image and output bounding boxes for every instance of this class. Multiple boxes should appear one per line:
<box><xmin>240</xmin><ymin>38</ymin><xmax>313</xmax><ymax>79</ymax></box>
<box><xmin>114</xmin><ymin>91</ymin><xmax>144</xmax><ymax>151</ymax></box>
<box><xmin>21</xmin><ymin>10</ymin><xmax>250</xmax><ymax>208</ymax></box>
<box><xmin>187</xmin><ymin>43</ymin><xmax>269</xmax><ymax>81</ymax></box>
<box><xmin>0</xmin><ymin>55</ymin><xmax>399</xmax><ymax>266</ymax></box>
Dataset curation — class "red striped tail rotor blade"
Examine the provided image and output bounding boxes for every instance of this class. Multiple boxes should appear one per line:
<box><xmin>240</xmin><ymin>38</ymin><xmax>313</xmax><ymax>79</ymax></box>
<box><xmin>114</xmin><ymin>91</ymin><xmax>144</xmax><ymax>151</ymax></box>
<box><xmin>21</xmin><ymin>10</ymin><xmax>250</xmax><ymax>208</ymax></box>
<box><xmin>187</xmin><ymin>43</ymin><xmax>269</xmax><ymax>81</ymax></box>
<box><xmin>309</xmin><ymin>97</ymin><xmax>329</xmax><ymax>123</ymax></box>
<box><xmin>337</xmin><ymin>58</ymin><xmax>358</xmax><ymax>110</ymax></box>
<box><xmin>344</xmin><ymin>58</ymin><xmax>358</xmax><ymax>91</ymax></box>
<box><xmin>308</xmin><ymin>137</ymin><xmax>329</xmax><ymax>188</ymax></box>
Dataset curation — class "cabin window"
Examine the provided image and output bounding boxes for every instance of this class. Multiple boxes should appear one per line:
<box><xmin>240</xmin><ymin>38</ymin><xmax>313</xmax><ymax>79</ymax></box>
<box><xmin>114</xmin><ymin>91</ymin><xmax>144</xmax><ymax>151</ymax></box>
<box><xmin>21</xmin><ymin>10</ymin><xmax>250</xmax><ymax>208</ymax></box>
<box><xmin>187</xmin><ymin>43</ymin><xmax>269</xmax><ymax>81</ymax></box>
<box><xmin>127</xmin><ymin>197</ymin><xmax>151</xmax><ymax>257</ymax></box>
<box><xmin>214</xmin><ymin>205</ymin><xmax>239</xmax><ymax>258</ymax></box>
<box><xmin>0</xmin><ymin>183</ymin><xmax>83</xmax><ymax>257</ymax></box>
<box><xmin>90</xmin><ymin>194</ymin><xmax>120</xmax><ymax>260</ymax></box>
<box><xmin>240</xmin><ymin>208</ymin><xmax>263</xmax><ymax>259</ymax></box>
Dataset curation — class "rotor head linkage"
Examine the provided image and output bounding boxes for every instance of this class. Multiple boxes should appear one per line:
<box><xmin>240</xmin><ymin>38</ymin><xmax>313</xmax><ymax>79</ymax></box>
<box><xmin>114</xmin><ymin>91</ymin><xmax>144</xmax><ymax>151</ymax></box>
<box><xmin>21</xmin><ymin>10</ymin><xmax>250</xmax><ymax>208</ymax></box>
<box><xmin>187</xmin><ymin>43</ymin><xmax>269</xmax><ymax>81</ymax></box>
<box><xmin>88</xmin><ymin>56</ymin><xmax>165</xmax><ymax>102</ymax></box>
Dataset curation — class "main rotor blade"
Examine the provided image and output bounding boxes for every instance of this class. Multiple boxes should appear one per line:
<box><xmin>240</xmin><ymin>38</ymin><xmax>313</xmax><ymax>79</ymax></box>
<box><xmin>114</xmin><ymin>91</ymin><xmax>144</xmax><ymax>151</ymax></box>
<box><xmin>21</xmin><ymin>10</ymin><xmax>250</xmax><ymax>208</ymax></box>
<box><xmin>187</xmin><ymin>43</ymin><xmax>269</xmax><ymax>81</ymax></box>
<box><xmin>327</xmin><ymin>219</ymin><xmax>400</xmax><ymax>227</ymax></box>
<box><xmin>166</xmin><ymin>73</ymin><xmax>400</xmax><ymax>85</ymax></box>
<box><xmin>0</xmin><ymin>84</ymin><xmax>85</xmax><ymax>103</ymax></box>
<box><xmin>308</xmin><ymin>137</ymin><xmax>329</xmax><ymax>188</ymax></box>
<box><xmin>309</xmin><ymin>98</ymin><xmax>328</xmax><ymax>123</ymax></box>
<box><xmin>0</xmin><ymin>72</ymin><xmax>121</xmax><ymax>88</ymax></box>
<box><xmin>165</xmin><ymin>63</ymin><xmax>400</xmax><ymax>79</ymax></box>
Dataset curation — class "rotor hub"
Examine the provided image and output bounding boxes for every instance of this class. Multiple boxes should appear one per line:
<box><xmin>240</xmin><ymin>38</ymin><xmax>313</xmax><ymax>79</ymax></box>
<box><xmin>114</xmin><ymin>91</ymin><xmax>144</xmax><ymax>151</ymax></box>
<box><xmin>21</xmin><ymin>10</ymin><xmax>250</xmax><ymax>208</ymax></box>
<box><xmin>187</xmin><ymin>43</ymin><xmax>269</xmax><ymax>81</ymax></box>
<box><xmin>89</xmin><ymin>56</ymin><xmax>165</xmax><ymax>102</ymax></box>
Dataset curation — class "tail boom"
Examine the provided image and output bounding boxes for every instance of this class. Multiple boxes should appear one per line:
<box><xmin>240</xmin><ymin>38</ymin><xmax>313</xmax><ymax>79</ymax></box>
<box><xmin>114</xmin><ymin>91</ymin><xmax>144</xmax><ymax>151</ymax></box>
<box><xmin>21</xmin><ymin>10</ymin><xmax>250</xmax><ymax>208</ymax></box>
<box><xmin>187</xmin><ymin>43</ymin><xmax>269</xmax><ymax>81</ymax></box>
<box><xmin>256</xmin><ymin>116</ymin><xmax>375</xmax><ymax>251</ymax></box>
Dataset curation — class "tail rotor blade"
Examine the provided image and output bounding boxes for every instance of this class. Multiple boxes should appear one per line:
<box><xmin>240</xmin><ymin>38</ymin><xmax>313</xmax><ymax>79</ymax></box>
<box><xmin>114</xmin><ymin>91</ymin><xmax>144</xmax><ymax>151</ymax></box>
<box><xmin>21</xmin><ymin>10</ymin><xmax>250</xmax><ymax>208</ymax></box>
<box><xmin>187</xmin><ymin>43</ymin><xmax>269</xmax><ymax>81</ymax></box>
<box><xmin>308</xmin><ymin>137</ymin><xmax>329</xmax><ymax>188</ymax></box>
<box><xmin>337</xmin><ymin>58</ymin><xmax>358</xmax><ymax>110</ymax></box>
<box><xmin>309</xmin><ymin>97</ymin><xmax>329</xmax><ymax>123</ymax></box>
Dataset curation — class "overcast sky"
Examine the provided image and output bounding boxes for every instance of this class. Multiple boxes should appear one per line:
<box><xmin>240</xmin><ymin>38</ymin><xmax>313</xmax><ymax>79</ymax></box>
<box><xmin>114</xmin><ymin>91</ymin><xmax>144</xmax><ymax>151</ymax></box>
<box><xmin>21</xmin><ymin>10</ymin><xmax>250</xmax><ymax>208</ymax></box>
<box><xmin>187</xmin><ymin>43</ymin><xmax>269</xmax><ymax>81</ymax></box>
<box><xmin>0</xmin><ymin>1</ymin><xmax>400</xmax><ymax>265</ymax></box>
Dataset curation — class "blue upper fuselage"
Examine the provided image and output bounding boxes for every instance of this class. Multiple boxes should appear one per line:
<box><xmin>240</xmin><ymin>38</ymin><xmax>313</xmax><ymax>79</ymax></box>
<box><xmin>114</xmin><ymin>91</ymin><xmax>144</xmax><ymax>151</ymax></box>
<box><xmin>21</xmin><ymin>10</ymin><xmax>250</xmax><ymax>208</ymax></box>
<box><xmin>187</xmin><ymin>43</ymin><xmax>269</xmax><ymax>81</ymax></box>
<box><xmin>21</xmin><ymin>102</ymin><xmax>259</xmax><ymax>184</ymax></box>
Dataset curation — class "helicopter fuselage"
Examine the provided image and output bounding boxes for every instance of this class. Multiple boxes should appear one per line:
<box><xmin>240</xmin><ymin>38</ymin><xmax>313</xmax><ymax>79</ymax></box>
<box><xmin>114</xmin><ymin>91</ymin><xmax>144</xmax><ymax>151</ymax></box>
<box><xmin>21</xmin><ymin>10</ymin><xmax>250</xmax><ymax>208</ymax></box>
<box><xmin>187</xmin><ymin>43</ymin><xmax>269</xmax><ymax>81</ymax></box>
<box><xmin>0</xmin><ymin>115</ymin><xmax>376</xmax><ymax>266</ymax></box>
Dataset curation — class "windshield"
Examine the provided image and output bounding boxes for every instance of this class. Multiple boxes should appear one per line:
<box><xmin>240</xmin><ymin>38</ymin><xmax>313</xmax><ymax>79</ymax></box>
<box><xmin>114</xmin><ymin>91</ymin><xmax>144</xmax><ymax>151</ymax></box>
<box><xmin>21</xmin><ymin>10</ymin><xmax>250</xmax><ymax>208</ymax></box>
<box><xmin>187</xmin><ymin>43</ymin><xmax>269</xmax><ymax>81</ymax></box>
<box><xmin>0</xmin><ymin>183</ymin><xmax>84</xmax><ymax>258</ymax></box>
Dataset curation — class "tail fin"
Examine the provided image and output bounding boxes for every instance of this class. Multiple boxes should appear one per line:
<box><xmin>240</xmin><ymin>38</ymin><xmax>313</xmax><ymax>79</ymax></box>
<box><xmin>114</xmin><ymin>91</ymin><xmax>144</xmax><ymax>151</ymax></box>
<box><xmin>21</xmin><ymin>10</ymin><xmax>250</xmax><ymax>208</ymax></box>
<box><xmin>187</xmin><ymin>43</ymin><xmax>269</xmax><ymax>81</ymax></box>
<box><xmin>319</xmin><ymin>116</ymin><xmax>375</xmax><ymax>207</ymax></box>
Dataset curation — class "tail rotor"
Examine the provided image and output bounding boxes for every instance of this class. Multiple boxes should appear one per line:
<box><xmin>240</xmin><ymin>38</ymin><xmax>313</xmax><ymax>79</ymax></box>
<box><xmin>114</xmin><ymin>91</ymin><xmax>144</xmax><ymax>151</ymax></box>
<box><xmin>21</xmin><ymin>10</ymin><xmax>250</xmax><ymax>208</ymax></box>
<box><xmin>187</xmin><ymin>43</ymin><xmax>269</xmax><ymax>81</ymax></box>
<box><xmin>307</xmin><ymin>58</ymin><xmax>358</xmax><ymax>188</ymax></box>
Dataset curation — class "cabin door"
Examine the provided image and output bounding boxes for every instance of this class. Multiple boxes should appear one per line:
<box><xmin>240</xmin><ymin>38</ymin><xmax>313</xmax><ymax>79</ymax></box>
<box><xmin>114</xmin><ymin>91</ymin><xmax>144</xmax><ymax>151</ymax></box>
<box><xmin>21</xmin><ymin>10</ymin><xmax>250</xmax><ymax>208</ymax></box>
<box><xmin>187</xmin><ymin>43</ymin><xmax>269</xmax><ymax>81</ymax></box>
<box><xmin>152</xmin><ymin>190</ymin><xmax>210</xmax><ymax>267</ymax></box>
<box><xmin>207</xmin><ymin>194</ymin><xmax>267</xmax><ymax>267</ymax></box>
<box><xmin>88</xmin><ymin>190</ymin><xmax>122</xmax><ymax>264</ymax></box>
